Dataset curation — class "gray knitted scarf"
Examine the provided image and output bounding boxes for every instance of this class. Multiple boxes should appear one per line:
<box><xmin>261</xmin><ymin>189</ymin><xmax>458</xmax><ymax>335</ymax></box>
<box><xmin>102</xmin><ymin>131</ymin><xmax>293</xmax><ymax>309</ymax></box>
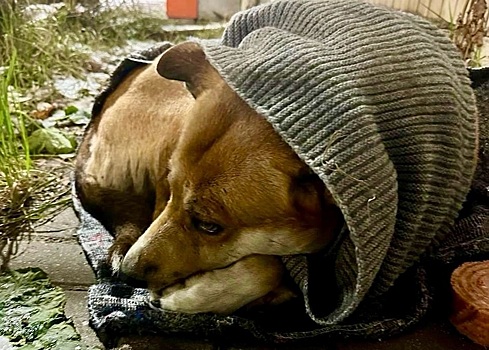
<box><xmin>200</xmin><ymin>0</ymin><xmax>478</xmax><ymax>325</ymax></box>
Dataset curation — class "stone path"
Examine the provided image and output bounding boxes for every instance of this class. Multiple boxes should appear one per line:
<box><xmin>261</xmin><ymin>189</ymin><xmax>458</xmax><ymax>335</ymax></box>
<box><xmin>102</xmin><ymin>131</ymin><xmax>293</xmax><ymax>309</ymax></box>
<box><xmin>10</xmin><ymin>208</ymin><xmax>104</xmax><ymax>349</ymax></box>
<box><xmin>8</xmin><ymin>206</ymin><xmax>487</xmax><ymax>349</ymax></box>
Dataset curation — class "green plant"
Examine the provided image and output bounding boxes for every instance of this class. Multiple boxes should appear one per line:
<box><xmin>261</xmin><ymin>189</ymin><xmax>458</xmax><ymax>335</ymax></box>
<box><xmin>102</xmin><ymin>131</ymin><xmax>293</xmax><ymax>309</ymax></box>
<box><xmin>0</xmin><ymin>49</ymin><xmax>70</xmax><ymax>272</ymax></box>
<box><xmin>0</xmin><ymin>50</ymin><xmax>31</xmax><ymax>180</ymax></box>
<box><xmin>1</xmin><ymin>2</ymin><xmax>79</xmax><ymax>92</ymax></box>
<box><xmin>1</xmin><ymin>49</ymin><xmax>30</xmax><ymax>271</ymax></box>
<box><xmin>469</xmin><ymin>45</ymin><xmax>487</xmax><ymax>66</ymax></box>
<box><xmin>0</xmin><ymin>268</ymin><xmax>86</xmax><ymax>348</ymax></box>
<box><xmin>426</xmin><ymin>0</ymin><xmax>488</xmax><ymax>66</ymax></box>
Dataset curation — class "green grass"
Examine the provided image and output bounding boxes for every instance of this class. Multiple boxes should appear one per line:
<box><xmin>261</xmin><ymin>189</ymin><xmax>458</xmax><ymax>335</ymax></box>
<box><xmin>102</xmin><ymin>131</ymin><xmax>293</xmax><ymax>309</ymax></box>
<box><xmin>0</xmin><ymin>50</ymin><xmax>31</xmax><ymax>182</ymax></box>
<box><xmin>0</xmin><ymin>48</ymin><xmax>34</xmax><ymax>271</ymax></box>
<box><xmin>1</xmin><ymin>2</ymin><xmax>121</xmax><ymax>91</ymax></box>
<box><xmin>0</xmin><ymin>0</ymin><xmax>223</xmax><ymax>96</ymax></box>
<box><xmin>0</xmin><ymin>53</ymin><xmax>71</xmax><ymax>271</ymax></box>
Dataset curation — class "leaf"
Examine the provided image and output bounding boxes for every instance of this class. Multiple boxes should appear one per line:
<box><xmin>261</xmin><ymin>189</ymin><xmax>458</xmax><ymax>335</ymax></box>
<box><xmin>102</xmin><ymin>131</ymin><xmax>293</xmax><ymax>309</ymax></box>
<box><xmin>39</xmin><ymin>107</ymin><xmax>89</xmax><ymax>128</ymax></box>
<box><xmin>64</xmin><ymin>105</ymin><xmax>78</xmax><ymax>115</ymax></box>
<box><xmin>40</xmin><ymin>119</ymin><xmax>56</xmax><ymax>129</ymax></box>
<box><xmin>28</xmin><ymin>128</ymin><xmax>77</xmax><ymax>155</ymax></box>
<box><xmin>31</xmin><ymin>102</ymin><xmax>55</xmax><ymax>120</ymax></box>
<box><xmin>40</xmin><ymin>109</ymin><xmax>67</xmax><ymax>128</ymax></box>
<box><xmin>50</xmin><ymin>109</ymin><xmax>67</xmax><ymax>121</ymax></box>
<box><xmin>58</xmin><ymin>153</ymin><xmax>76</xmax><ymax>160</ymax></box>
<box><xmin>0</xmin><ymin>268</ymin><xmax>85</xmax><ymax>349</ymax></box>
<box><xmin>68</xmin><ymin>110</ymin><xmax>90</xmax><ymax>125</ymax></box>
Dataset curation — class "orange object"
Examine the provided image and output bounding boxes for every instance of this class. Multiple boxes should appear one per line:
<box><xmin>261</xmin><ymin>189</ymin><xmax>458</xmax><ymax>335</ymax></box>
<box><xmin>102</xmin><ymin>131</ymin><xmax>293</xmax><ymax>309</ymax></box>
<box><xmin>450</xmin><ymin>261</ymin><xmax>489</xmax><ymax>346</ymax></box>
<box><xmin>167</xmin><ymin>0</ymin><xmax>198</xmax><ymax>19</ymax></box>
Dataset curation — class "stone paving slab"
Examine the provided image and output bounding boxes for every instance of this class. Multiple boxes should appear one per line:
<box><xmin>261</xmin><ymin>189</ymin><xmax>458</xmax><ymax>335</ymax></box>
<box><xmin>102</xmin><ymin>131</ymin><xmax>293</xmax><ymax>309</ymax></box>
<box><xmin>10</xmin><ymin>238</ymin><xmax>95</xmax><ymax>287</ymax></box>
<box><xmin>33</xmin><ymin>207</ymin><xmax>80</xmax><ymax>240</ymax></box>
<box><xmin>8</xmin><ymin>207</ymin><xmax>106</xmax><ymax>348</ymax></box>
<box><xmin>64</xmin><ymin>290</ymin><xmax>105</xmax><ymax>349</ymax></box>
<box><xmin>9</xmin><ymin>206</ymin><xmax>96</xmax><ymax>287</ymax></box>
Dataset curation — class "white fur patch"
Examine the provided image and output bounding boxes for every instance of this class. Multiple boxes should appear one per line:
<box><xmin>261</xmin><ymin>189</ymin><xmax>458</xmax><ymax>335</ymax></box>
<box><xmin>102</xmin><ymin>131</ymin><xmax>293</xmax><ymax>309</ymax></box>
<box><xmin>111</xmin><ymin>252</ymin><xmax>124</xmax><ymax>275</ymax></box>
<box><xmin>157</xmin><ymin>255</ymin><xmax>284</xmax><ymax>314</ymax></box>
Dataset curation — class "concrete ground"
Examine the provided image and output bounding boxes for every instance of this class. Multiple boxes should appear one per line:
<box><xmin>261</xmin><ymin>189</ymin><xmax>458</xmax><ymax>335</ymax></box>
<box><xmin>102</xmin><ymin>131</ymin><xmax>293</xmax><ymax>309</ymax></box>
<box><xmin>8</xmin><ymin>206</ymin><xmax>487</xmax><ymax>350</ymax></box>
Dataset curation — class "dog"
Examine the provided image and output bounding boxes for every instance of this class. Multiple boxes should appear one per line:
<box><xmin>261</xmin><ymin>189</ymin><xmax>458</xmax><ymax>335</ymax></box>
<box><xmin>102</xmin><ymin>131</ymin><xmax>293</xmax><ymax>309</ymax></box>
<box><xmin>75</xmin><ymin>42</ymin><xmax>343</xmax><ymax>314</ymax></box>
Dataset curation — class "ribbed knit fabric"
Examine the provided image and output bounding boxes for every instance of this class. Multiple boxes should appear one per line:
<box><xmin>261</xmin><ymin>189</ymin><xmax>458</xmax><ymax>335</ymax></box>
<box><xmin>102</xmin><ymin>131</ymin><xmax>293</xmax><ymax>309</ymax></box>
<box><xmin>200</xmin><ymin>0</ymin><xmax>478</xmax><ymax>324</ymax></box>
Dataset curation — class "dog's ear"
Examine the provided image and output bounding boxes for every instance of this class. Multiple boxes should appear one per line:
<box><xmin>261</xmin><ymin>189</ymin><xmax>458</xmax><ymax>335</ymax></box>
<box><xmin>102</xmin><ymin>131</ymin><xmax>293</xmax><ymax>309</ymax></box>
<box><xmin>156</xmin><ymin>42</ymin><xmax>214</xmax><ymax>98</ymax></box>
<box><xmin>291</xmin><ymin>167</ymin><xmax>337</xmax><ymax>223</ymax></box>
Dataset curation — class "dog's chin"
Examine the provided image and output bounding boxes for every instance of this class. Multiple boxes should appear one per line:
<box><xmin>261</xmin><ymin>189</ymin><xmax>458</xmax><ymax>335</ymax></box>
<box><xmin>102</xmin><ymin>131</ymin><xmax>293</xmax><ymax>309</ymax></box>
<box><xmin>144</xmin><ymin>255</ymin><xmax>292</xmax><ymax>315</ymax></box>
<box><xmin>148</xmin><ymin>277</ymin><xmax>189</xmax><ymax>301</ymax></box>
<box><xmin>147</xmin><ymin>271</ymin><xmax>243</xmax><ymax>315</ymax></box>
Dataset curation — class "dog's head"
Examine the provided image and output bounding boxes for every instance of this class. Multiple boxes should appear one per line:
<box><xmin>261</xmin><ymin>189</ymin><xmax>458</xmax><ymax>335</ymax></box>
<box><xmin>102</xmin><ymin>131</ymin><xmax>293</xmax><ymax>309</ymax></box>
<box><xmin>121</xmin><ymin>42</ymin><xmax>342</xmax><ymax>295</ymax></box>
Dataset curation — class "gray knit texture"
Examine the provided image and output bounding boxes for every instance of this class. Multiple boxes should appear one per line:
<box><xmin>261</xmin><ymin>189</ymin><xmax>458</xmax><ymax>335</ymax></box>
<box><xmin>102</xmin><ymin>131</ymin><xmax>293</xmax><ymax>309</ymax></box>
<box><xmin>200</xmin><ymin>0</ymin><xmax>478</xmax><ymax>324</ymax></box>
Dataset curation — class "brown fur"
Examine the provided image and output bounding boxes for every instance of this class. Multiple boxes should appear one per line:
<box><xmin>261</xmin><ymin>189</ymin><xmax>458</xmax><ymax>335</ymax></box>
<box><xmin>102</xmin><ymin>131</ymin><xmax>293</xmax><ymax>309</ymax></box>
<box><xmin>75</xmin><ymin>42</ymin><xmax>342</xmax><ymax>314</ymax></box>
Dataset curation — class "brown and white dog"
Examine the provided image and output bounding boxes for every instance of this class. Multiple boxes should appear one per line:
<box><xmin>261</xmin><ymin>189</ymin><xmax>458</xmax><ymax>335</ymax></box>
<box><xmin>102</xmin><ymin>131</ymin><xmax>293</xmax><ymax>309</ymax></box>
<box><xmin>75</xmin><ymin>42</ymin><xmax>343</xmax><ymax>314</ymax></box>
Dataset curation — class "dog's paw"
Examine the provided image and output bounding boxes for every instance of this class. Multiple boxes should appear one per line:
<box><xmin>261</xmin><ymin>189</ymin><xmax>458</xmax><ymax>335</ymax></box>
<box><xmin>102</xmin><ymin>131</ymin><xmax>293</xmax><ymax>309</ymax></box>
<box><xmin>107</xmin><ymin>240</ymin><xmax>134</xmax><ymax>276</ymax></box>
<box><xmin>244</xmin><ymin>284</ymin><xmax>298</xmax><ymax>309</ymax></box>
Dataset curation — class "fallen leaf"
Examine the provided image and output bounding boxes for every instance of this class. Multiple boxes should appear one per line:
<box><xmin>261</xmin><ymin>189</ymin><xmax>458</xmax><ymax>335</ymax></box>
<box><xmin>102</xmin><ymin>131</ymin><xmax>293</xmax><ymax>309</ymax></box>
<box><xmin>64</xmin><ymin>105</ymin><xmax>78</xmax><ymax>115</ymax></box>
<box><xmin>68</xmin><ymin>110</ymin><xmax>90</xmax><ymax>125</ymax></box>
<box><xmin>40</xmin><ymin>109</ymin><xmax>67</xmax><ymax>128</ymax></box>
<box><xmin>85</xmin><ymin>58</ymin><xmax>104</xmax><ymax>73</ymax></box>
<box><xmin>28</xmin><ymin>128</ymin><xmax>77</xmax><ymax>155</ymax></box>
<box><xmin>31</xmin><ymin>102</ymin><xmax>55</xmax><ymax>120</ymax></box>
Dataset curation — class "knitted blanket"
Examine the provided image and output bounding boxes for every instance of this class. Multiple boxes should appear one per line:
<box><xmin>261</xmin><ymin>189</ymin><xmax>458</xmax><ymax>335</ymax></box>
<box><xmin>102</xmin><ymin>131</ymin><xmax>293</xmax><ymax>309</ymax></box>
<box><xmin>74</xmin><ymin>1</ymin><xmax>489</xmax><ymax>347</ymax></box>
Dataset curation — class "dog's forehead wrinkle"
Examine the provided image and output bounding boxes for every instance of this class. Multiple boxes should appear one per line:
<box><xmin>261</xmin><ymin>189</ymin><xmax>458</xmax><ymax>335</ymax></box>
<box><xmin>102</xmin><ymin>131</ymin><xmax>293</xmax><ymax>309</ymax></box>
<box><xmin>182</xmin><ymin>198</ymin><xmax>202</xmax><ymax>218</ymax></box>
<box><xmin>179</xmin><ymin>180</ymin><xmax>284</xmax><ymax>228</ymax></box>
<box><xmin>193</xmin><ymin>146</ymin><xmax>291</xmax><ymax>184</ymax></box>
<box><xmin>184</xmin><ymin>189</ymin><xmax>230</xmax><ymax>222</ymax></box>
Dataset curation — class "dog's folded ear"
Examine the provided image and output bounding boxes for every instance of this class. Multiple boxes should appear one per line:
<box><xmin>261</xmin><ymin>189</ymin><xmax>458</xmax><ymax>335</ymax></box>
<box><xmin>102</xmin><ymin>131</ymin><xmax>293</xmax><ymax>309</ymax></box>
<box><xmin>156</xmin><ymin>42</ymin><xmax>214</xmax><ymax>98</ymax></box>
<box><xmin>292</xmin><ymin>166</ymin><xmax>339</xmax><ymax>224</ymax></box>
<box><xmin>293</xmin><ymin>169</ymin><xmax>327</xmax><ymax>217</ymax></box>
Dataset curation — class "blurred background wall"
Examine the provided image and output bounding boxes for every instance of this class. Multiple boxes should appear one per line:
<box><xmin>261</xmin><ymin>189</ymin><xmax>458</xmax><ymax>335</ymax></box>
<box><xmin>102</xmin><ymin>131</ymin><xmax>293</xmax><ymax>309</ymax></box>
<box><xmin>168</xmin><ymin>0</ymin><xmax>483</xmax><ymax>23</ymax></box>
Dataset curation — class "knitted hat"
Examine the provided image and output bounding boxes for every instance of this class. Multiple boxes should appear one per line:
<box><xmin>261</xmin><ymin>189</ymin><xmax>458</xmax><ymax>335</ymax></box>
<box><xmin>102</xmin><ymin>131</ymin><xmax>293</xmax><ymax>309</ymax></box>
<box><xmin>200</xmin><ymin>0</ymin><xmax>478</xmax><ymax>324</ymax></box>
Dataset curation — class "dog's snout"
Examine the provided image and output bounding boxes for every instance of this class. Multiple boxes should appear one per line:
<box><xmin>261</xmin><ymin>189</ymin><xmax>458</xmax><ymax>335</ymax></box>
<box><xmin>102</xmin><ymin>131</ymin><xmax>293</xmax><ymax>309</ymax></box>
<box><xmin>142</xmin><ymin>264</ymin><xmax>159</xmax><ymax>279</ymax></box>
<box><xmin>118</xmin><ymin>271</ymin><xmax>148</xmax><ymax>289</ymax></box>
<box><xmin>149</xmin><ymin>298</ymin><xmax>161</xmax><ymax>309</ymax></box>
<box><xmin>119</xmin><ymin>218</ymin><xmax>199</xmax><ymax>289</ymax></box>
<box><xmin>121</xmin><ymin>251</ymin><xmax>160</xmax><ymax>282</ymax></box>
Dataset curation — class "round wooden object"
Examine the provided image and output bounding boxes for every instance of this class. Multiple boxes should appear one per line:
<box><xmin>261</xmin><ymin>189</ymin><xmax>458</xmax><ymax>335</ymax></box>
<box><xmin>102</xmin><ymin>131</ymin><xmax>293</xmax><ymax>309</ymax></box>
<box><xmin>450</xmin><ymin>260</ymin><xmax>489</xmax><ymax>346</ymax></box>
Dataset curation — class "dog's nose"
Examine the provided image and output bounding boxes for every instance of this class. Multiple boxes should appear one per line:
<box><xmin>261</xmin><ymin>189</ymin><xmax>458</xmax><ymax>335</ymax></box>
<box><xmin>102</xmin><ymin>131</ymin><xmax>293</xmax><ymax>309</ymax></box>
<box><xmin>149</xmin><ymin>298</ymin><xmax>161</xmax><ymax>309</ymax></box>
<box><xmin>121</xmin><ymin>247</ymin><xmax>160</xmax><ymax>282</ymax></box>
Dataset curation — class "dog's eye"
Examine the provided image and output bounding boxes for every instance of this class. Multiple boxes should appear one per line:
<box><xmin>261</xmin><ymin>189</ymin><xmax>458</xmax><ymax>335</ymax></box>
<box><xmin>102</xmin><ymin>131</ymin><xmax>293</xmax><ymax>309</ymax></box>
<box><xmin>193</xmin><ymin>219</ymin><xmax>222</xmax><ymax>235</ymax></box>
